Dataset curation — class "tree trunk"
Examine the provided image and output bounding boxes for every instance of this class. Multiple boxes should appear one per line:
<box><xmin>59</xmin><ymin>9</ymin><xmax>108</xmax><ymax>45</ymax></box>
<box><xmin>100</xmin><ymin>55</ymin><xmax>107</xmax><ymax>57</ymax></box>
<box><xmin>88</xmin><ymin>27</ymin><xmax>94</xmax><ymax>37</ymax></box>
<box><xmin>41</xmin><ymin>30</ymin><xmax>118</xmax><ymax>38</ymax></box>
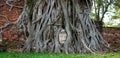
<box><xmin>95</xmin><ymin>20</ymin><xmax>103</xmax><ymax>33</ymax></box>
<box><xmin>17</xmin><ymin>0</ymin><xmax>110</xmax><ymax>53</ymax></box>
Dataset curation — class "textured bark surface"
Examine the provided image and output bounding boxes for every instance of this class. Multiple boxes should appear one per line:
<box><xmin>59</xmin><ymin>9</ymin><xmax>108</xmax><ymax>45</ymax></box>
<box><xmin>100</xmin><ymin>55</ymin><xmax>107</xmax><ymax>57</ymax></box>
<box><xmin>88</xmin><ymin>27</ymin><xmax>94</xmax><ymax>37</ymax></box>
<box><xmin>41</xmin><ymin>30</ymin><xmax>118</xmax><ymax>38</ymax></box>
<box><xmin>16</xmin><ymin>0</ymin><xmax>110</xmax><ymax>53</ymax></box>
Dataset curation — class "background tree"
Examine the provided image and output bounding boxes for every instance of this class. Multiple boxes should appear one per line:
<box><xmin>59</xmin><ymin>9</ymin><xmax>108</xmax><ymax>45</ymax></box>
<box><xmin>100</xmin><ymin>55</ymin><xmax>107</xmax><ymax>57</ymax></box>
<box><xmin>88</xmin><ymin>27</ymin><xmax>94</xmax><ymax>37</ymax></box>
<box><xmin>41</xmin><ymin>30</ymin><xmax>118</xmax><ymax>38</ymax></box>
<box><xmin>103</xmin><ymin>0</ymin><xmax>120</xmax><ymax>27</ymax></box>
<box><xmin>1</xmin><ymin>0</ymin><xmax>110</xmax><ymax>53</ymax></box>
<box><xmin>92</xmin><ymin>0</ymin><xmax>114</xmax><ymax>32</ymax></box>
<box><xmin>110</xmin><ymin>0</ymin><xmax>120</xmax><ymax>27</ymax></box>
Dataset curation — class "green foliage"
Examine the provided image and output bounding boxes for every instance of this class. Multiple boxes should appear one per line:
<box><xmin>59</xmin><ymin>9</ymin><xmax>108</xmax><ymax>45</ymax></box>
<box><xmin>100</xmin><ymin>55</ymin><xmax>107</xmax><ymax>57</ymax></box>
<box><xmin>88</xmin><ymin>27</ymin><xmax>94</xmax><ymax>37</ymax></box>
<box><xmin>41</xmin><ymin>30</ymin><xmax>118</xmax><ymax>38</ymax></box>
<box><xmin>0</xmin><ymin>49</ymin><xmax>3</xmax><ymax>52</ymax></box>
<box><xmin>111</xmin><ymin>7</ymin><xmax>120</xmax><ymax>19</ymax></box>
<box><xmin>93</xmin><ymin>0</ymin><xmax>113</xmax><ymax>21</ymax></box>
<box><xmin>91</xmin><ymin>13</ymin><xmax>96</xmax><ymax>19</ymax></box>
<box><xmin>112</xmin><ymin>16</ymin><xmax>120</xmax><ymax>19</ymax></box>
<box><xmin>97</xmin><ymin>0</ymin><xmax>103</xmax><ymax>6</ymax></box>
<box><xmin>114</xmin><ymin>0</ymin><xmax>120</xmax><ymax>8</ymax></box>
<box><xmin>0</xmin><ymin>40</ymin><xmax>7</xmax><ymax>52</ymax></box>
<box><xmin>0</xmin><ymin>52</ymin><xmax>120</xmax><ymax>58</ymax></box>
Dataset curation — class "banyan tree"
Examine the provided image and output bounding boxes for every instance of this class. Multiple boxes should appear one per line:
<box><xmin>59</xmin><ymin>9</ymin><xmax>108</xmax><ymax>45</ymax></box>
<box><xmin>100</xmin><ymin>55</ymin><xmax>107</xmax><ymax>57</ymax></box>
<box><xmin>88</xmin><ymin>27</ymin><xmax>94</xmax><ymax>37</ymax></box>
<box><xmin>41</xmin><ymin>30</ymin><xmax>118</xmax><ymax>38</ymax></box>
<box><xmin>16</xmin><ymin>0</ymin><xmax>110</xmax><ymax>53</ymax></box>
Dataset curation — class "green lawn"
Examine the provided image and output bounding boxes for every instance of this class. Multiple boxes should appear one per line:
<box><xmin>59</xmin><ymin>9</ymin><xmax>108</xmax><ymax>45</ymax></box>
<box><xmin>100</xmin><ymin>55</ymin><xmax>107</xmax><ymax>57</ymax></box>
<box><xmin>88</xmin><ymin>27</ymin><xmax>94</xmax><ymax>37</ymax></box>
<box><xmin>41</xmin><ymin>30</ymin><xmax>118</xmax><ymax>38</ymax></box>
<box><xmin>0</xmin><ymin>52</ymin><xmax>120</xmax><ymax>58</ymax></box>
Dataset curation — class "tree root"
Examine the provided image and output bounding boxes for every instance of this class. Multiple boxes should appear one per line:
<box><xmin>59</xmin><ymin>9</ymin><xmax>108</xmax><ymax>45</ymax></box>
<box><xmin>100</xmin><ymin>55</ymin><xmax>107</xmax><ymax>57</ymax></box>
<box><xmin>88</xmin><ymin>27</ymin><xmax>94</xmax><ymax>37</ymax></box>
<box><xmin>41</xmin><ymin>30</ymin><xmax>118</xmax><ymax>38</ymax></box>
<box><xmin>15</xmin><ymin>0</ymin><xmax>110</xmax><ymax>54</ymax></box>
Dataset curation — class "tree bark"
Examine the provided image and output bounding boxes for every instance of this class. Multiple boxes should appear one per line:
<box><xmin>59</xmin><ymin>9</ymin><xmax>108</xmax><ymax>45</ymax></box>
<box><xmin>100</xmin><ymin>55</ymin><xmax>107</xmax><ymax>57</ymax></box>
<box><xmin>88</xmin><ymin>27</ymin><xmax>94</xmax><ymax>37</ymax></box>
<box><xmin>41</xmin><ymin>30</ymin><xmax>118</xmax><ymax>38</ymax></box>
<box><xmin>17</xmin><ymin>0</ymin><xmax>110</xmax><ymax>53</ymax></box>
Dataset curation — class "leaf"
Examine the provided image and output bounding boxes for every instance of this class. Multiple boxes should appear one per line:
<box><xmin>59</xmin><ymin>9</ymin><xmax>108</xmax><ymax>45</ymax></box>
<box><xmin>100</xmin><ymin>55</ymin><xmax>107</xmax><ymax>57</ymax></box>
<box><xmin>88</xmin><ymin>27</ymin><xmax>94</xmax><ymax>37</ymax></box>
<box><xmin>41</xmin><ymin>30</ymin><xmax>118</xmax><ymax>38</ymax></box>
<box><xmin>112</xmin><ymin>16</ymin><xmax>120</xmax><ymax>19</ymax></box>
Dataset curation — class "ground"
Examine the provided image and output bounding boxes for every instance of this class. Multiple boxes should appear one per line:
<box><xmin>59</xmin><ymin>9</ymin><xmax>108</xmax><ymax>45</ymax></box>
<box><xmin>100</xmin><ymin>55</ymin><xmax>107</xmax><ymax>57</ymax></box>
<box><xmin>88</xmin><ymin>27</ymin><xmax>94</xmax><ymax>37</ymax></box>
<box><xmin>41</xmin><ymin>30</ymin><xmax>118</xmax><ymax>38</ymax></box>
<box><xmin>0</xmin><ymin>0</ymin><xmax>120</xmax><ymax>51</ymax></box>
<box><xmin>0</xmin><ymin>52</ymin><xmax>120</xmax><ymax>58</ymax></box>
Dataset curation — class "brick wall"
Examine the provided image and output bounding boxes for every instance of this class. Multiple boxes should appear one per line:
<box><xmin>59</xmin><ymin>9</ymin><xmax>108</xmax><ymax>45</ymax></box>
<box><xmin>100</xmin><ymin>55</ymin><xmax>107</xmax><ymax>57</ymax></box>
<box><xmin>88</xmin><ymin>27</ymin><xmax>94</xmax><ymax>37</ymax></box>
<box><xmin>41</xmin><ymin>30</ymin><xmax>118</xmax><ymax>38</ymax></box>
<box><xmin>102</xmin><ymin>27</ymin><xmax>120</xmax><ymax>51</ymax></box>
<box><xmin>0</xmin><ymin>0</ymin><xmax>23</xmax><ymax>39</ymax></box>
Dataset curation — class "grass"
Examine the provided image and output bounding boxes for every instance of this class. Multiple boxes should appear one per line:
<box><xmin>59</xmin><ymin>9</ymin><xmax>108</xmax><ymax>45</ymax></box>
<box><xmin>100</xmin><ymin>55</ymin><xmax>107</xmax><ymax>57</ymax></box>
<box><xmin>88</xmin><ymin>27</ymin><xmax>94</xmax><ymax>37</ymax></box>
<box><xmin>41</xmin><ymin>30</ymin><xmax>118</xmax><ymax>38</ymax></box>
<box><xmin>0</xmin><ymin>52</ymin><xmax>120</xmax><ymax>58</ymax></box>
